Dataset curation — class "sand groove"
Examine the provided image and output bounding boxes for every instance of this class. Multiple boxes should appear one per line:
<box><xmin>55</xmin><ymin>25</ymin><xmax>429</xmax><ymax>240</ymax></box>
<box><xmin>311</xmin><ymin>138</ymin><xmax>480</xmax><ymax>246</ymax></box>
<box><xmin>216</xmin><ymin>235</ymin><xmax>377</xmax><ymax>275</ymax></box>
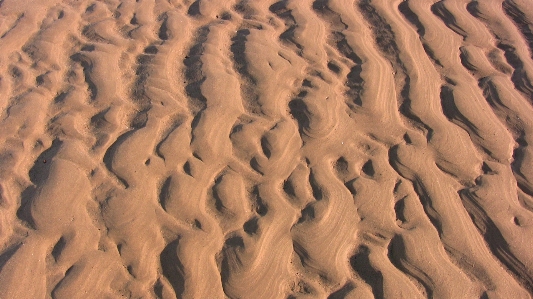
<box><xmin>1</xmin><ymin>0</ymin><xmax>533</xmax><ymax>298</ymax></box>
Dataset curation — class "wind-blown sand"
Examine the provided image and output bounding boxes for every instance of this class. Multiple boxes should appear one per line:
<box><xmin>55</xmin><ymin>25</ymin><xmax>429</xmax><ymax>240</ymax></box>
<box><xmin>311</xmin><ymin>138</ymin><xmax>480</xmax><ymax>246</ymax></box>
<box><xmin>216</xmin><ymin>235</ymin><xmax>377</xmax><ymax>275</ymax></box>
<box><xmin>0</xmin><ymin>0</ymin><xmax>533</xmax><ymax>298</ymax></box>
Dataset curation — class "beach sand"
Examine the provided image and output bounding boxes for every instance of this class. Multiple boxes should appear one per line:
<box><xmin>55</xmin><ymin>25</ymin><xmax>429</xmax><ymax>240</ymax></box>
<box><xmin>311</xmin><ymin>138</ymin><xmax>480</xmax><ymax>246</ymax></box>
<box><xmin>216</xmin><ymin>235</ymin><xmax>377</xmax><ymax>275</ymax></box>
<box><xmin>1</xmin><ymin>0</ymin><xmax>533</xmax><ymax>298</ymax></box>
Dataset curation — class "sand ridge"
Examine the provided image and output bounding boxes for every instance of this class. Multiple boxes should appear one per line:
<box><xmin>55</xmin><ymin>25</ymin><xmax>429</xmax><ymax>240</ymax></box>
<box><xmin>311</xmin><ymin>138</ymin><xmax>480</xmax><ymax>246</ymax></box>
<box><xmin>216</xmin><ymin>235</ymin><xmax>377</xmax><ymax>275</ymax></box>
<box><xmin>0</xmin><ymin>0</ymin><xmax>533</xmax><ymax>298</ymax></box>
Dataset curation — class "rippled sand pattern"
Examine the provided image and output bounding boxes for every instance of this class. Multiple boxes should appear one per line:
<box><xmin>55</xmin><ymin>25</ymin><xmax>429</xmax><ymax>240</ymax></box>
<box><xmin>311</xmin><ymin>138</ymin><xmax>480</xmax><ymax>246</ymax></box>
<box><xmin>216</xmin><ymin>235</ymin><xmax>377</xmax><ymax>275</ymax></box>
<box><xmin>1</xmin><ymin>0</ymin><xmax>533</xmax><ymax>298</ymax></box>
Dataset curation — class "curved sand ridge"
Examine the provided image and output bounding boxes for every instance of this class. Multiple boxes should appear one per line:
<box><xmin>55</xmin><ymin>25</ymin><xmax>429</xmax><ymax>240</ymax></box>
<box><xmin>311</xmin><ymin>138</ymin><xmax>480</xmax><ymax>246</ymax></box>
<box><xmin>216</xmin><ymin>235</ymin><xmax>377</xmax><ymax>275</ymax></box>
<box><xmin>0</xmin><ymin>0</ymin><xmax>533</xmax><ymax>298</ymax></box>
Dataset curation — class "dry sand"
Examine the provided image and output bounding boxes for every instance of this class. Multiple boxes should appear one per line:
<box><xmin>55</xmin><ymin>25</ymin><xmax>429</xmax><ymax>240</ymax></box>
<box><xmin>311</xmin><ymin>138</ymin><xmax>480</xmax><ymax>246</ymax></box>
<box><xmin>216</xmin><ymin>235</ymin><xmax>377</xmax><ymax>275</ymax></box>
<box><xmin>1</xmin><ymin>0</ymin><xmax>533</xmax><ymax>298</ymax></box>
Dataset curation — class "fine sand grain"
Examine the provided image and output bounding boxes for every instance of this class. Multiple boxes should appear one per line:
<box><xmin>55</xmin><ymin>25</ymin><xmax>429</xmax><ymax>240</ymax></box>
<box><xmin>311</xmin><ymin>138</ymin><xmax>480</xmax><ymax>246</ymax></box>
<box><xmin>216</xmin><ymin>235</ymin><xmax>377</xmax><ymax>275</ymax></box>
<box><xmin>1</xmin><ymin>0</ymin><xmax>533</xmax><ymax>298</ymax></box>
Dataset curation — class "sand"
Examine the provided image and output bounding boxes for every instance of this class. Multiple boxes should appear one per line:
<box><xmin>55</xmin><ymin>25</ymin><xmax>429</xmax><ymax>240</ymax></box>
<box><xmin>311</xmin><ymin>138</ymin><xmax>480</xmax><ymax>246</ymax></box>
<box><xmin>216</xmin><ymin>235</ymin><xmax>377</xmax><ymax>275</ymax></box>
<box><xmin>0</xmin><ymin>0</ymin><xmax>532</xmax><ymax>298</ymax></box>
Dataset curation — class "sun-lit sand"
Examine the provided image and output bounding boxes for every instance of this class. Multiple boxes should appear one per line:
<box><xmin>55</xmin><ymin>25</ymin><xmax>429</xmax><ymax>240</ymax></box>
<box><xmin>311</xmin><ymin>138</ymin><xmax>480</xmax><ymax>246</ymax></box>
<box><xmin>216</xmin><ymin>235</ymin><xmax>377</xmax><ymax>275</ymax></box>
<box><xmin>1</xmin><ymin>0</ymin><xmax>533</xmax><ymax>298</ymax></box>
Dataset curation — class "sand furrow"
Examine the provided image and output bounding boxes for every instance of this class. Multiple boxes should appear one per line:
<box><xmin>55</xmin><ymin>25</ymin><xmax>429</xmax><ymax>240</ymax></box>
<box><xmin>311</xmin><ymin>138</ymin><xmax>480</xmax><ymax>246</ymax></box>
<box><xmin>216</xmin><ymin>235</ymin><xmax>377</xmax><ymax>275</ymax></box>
<box><xmin>468</xmin><ymin>0</ymin><xmax>533</xmax><ymax>103</ymax></box>
<box><xmin>445</xmin><ymin>0</ymin><xmax>533</xmax><ymax>276</ymax></box>
<box><xmin>503</xmin><ymin>0</ymin><xmax>533</xmax><ymax>60</ymax></box>
<box><xmin>0</xmin><ymin>2</ymin><xmax>87</xmax><ymax>266</ymax></box>
<box><xmin>428</xmin><ymin>0</ymin><xmax>514</xmax><ymax>162</ymax></box>
<box><xmin>390</xmin><ymin>0</ymin><xmax>532</xmax><ymax>297</ymax></box>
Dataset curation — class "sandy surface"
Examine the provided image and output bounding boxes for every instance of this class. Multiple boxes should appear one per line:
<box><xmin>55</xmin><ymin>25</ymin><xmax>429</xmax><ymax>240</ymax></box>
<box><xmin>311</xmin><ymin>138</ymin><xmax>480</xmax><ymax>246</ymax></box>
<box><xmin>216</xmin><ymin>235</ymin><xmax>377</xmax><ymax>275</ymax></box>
<box><xmin>0</xmin><ymin>0</ymin><xmax>533</xmax><ymax>298</ymax></box>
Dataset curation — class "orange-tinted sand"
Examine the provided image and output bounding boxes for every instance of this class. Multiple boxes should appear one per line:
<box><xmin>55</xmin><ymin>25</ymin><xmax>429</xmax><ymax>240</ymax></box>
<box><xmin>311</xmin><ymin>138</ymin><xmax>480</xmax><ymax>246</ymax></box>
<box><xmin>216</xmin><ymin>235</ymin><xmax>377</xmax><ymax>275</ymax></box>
<box><xmin>1</xmin><ymin>0</ymin><xmax>533</xmax><ymax>298</ymax></box>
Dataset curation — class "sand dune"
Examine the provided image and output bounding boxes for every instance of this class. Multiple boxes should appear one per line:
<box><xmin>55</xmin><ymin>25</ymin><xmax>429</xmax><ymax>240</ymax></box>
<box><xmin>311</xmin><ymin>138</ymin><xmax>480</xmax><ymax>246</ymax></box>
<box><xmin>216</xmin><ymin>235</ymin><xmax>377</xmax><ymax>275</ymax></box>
<box><xmin>1</xmin><ymin>0</ymin><xmax>533</xmax><ymax>298</ymax></box>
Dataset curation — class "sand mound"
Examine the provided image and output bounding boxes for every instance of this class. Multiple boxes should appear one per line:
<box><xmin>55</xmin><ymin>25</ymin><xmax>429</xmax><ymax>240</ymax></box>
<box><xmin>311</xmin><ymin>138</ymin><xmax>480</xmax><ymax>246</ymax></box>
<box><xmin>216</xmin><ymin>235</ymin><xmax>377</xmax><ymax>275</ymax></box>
<box><xmin>1</xmin><ymin>0</ymin><xmax>533</xmax><ymax>298</ymax></box>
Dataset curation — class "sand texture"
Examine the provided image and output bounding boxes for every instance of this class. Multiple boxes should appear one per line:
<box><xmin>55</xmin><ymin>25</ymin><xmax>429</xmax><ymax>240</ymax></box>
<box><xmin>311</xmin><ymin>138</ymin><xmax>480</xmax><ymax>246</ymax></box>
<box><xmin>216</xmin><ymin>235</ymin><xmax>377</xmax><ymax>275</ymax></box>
<box><xmin>1</xmin><ymin>0</ymin><xmax>533</xmax><ymax>298</ymax></box>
